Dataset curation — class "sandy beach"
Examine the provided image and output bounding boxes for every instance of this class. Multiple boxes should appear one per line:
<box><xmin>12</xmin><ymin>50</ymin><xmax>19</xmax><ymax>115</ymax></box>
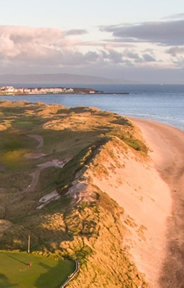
<box><xmin>132</xmin><ymin>118</ymin><xmax>184</xmax><ymax>287</ymax></box>
<box><xmin>88</xmin><ymin>118</ymin><xmax>184</xmax><ymax>287</ymax></box>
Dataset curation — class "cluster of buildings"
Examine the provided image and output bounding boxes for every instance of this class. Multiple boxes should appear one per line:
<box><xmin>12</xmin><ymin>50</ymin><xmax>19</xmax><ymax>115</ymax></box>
<box><xmin>0</xmin><ymin>86</ymin><xmax>75</xmax><ymax>95</ymax></box>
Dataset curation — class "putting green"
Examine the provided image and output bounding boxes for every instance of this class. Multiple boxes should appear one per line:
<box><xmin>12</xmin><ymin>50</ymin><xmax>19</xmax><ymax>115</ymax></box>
<box><xmin>0</xmin><ymin>252</ymin><xmax>75</xmax><ymax>288</ymax></box>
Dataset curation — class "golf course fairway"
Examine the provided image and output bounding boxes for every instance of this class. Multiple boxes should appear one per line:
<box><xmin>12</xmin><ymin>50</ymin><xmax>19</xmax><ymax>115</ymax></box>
<box><xmin>0</xmin><ymin>252</ymin><xmax>75</xmax><ymax>288</ymax></box>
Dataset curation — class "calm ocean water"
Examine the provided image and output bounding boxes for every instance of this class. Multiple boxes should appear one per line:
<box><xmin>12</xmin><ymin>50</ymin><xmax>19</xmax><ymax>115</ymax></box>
<box><xmin>0</xmin><ymin>84</ymin><xmax>184</xmax><ymax>131</ymax></box>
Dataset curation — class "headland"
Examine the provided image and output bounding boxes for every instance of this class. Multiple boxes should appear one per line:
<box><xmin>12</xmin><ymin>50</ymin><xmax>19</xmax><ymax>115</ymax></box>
<box><xmin>0</xmin><ymin>85</ymin><xmax>129</xmax><ymax>96</ymax></box>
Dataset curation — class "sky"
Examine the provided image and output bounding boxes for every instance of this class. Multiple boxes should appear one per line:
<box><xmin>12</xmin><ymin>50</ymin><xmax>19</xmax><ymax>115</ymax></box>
<box><xmin>0</xmin><ymin>0</ymin><xmax>184</xmax><ymax>83</ymax></box>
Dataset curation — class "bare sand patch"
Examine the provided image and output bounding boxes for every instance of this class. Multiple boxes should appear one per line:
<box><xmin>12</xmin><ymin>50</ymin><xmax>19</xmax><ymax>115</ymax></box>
<box><xmin>37</xmin><ymin>159</ymin><xmax>66</xmax><ymax>169</ymax></box>
<box><xmin>67</xmin><ymin>182</ymin><xmax>95</xmax><ymax>205</ymax></box>
<box><xmin>37</xmin><ymin>190</ymin><xmax>60</xmax><ymax>209</ymax></box>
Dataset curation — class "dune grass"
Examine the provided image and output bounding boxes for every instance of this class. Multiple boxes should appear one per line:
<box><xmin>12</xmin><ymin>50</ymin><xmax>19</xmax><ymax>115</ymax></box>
<box><xmin>0</xmin><ymin>252</ymin><xmax>75</xmax><ymax>288</ymax></box>
<box><xmin>0</xmin><ymin>101</ymin><xmax>149</xmax><ymax>287</ymax></box>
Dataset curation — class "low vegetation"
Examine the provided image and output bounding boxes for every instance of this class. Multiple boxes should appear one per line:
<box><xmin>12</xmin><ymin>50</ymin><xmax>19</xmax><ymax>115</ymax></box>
<box><xmin>0</xmin><ymin>100</ymin><xmax>148</xmax><ymax>287</ymax></box>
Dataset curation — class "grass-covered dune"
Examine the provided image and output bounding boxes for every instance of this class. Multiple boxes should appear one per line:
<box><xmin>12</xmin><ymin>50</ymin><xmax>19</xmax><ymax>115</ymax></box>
<box><xmin>0</xmin><ymin>100</ymin><xmax>150</xmax><ymax>287</ymax></box>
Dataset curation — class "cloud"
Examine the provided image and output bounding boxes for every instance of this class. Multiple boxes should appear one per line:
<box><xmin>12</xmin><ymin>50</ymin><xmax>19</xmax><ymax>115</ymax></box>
<box><xmin>123</xmin><ymin>50</ymin><xmax>142</xmax><ymax>61</ymax></box>
<box><xmin>65</xmin><ymin>29</ymin><xmax>88</xmax><ymax>36</ymax></box>
<box><xmin>143</xmin><ymin>54</ymin><xmax>156</xmax><ymax>62</ymax></box>
<box><xmin>166</xmin><ymin>46</ymin><xmax>184</xmax><ymax>56</ymax></box>
<box><xmin>0</xmin><ymin>26</ymin><xmax>88</xmax><ymax>65</ymax></box>
<box><xmin>163</xmin><ymin>13</ymin><xmax>184</xmax><ymax>20</ymax></box>
<box><xmin>100</xmin><ymin>20</ymin><xmax>184</xmax><ymax>46</ymax></box>
<box><xmin>0</xmin><ymin>24</ymin><xmax>183</xmax><ymax>83</ymax></box>
<box><xmin>0</xmin><ymin>26</ymin><xmax>118</xmax><ymax>70</ymax></box>
<box><xmin>165</xmin><ymin>46</ymin><xmax>184</xmax><ymax>67</ymax></box>
<box><xmin>103</xmin><ymin>49</ymin><xmax>124</xmax><ymax>63</ymax></box>
<box><xmin>0</xmin><ymin>25</ymin><xmax>140</xmax><ymax>69</ymax></box>
<box><xmin>0</xmin><ymin>26</ymin><xmax>63</xmax><ymax>59</ymax></box>
<box><xmin>0</xmin><ymin>26</ymin><xmax>63</xmax><ymax>47</ymax></box>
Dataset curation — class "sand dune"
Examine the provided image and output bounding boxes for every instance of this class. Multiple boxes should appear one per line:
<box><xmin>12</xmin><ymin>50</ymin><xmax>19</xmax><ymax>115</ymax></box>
<box><xmin>87</xmin><ymin>118</ymin><xmax>184</xmax><ymax>287</ymax></box>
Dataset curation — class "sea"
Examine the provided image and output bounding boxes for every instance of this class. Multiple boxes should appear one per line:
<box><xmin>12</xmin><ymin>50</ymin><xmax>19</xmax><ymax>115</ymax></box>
<box><xmin>0</xmin><ymin>83</ymin><xmax>184</xmax><ymax>131</ymax></box>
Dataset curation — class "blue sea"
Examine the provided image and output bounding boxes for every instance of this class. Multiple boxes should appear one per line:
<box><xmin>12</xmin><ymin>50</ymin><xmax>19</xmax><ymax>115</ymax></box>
<box><xmin>0</xmin><ymin>84</ymin><xmax>184</xmax><ymax>131</ymax></box>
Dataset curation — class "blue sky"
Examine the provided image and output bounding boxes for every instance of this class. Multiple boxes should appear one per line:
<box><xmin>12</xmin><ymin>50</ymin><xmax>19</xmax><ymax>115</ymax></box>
<box><xmin>0</xmin><ymin>0</ymin><xmax>184</xmax><ymax>83</ymax></box>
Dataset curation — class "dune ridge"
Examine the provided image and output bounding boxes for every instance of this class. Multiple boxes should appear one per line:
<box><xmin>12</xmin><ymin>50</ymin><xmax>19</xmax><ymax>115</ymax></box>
<box><xmin>86</xmin><ymin>133</ymin><xmax>171</xmax><ymax>287</ymax></box>
<box><xmin>1</xmin><ymin>100</ymin><xmax>184</xmax><ymax>287</ymax></box>
<box><xmin>85</xmin><ymin>119</ymin><xmax>184</xmax><ymax>287</ymax></box>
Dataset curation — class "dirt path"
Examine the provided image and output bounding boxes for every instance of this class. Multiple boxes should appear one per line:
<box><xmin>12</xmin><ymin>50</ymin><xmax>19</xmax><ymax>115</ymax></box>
<box><xmin>23</xmin><ymin>170</ymin><xmax>41</xmax><ymax>193</ymax></box>
<box><xmin>132</xmin><ymin>118</ymin><xmax>184</xmax><ymax>288</ymax></box>
<box><xmin>28</xmin><ymin>134</ymin><xmax>43</xmax><ymax>149</ymax></box>
<box><xmin>23</xmin><ymin>160</ymin><xmax>66</xmax><ymax>193</ymax></box>
<box><xmin>23</xmin><ymin>135</ymin><xmax>67</xmax><ymax>193</ymax></box>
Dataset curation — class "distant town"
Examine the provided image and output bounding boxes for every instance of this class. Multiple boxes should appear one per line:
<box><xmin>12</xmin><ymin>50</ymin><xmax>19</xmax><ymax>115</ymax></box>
<box><xmin>0</xmin><ymin>85</ymin><xmax>102</xmax><ymax>96</ymax></box>
<box><xmin>0</xmin><ymin>85</ymin><xmax>129</xmax><ymax>96</ymax></box>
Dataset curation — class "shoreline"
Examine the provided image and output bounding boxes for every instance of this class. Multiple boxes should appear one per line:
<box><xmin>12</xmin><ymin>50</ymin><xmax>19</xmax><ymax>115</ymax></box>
<box><xmin>0</xmin><ymin>85</ymin><xmax>129</xmax><ymax>96</ymax></box>
<box><xmin>0</xmin><ymin>92</ymin><xmax>129</xmax><ymax>96</ymax></box>
<box><xmin>130</xmin><ymin>118</ymin><xmax>184</xmax><ymax>287</ymax></box>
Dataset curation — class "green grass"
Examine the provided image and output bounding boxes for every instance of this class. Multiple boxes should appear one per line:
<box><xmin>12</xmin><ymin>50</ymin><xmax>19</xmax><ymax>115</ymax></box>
<box><xmin>107</xmin><ymin>129</ymin><xmax>148</xmax><ymax>153</ymax></box>
<box><xmin>0</xmin><ymin>101</ymin><xmax>149</xmax><ymax>287</ymax></box>
<box><xmin>0</xmin><ymin>132</ymin><xmax>38</xmax><ymax>170</ymax></box>
<box><xmin>57</xmin><ymin>137</ymin><xmax>109</xmax><ymax>194</ymax></box>
<box><xmin>13</xmin><ymin>120</ymin><xmax>37</xmax><ymax>130</ymax></box>
<box><xmin>0</xmin><ymin>252</ymin><xmax>75</xmax><ymax>288</ymax></box>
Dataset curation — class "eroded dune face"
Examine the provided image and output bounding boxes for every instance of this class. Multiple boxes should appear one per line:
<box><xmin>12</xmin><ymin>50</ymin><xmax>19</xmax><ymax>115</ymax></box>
<box><xmin>85</xmin><ymin>117</ymin><xmax>184</xmax><ymax>288</ymax></box>
<box><xmin>86</xmin><ymin>136</ymin><xmax>172</xmax><ymax>288</ymax></box>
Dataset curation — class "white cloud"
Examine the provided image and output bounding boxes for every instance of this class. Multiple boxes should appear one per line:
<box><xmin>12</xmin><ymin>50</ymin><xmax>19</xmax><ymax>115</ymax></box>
<box><xmin>0</xmin><ymin>26</ymin><xmax>86</xmax><ymax>60</ymax></box>
<box><xmin>0</xmin><ymin>24</ymin><xmax>183</xmax><ymax>83</ymax></box>
<box><xmin>0</xmin><ymin>25</ymin><xmax>136</xmax><ymax>69</ymax></box>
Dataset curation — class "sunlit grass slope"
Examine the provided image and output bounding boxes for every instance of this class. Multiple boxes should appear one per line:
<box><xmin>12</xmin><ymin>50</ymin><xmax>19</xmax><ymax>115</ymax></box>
<box><xmin>0</xmin><ymin>100</ymin><xmax>149</xmax><ymax>287</ymax></box>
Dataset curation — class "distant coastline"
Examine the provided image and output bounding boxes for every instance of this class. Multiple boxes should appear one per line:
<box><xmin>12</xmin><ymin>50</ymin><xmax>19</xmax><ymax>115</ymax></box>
<box><xmin>0</xmin><ymin>85</ymin><xmax>129</xmax><ymax>96</ymax></box>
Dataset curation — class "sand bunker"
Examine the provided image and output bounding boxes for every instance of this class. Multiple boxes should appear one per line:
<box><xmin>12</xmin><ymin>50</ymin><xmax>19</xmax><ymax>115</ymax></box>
<box><xmin>37</xmin><ymin>190</ymin><xmax>60</xmax><ymax>209</ymax></box>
